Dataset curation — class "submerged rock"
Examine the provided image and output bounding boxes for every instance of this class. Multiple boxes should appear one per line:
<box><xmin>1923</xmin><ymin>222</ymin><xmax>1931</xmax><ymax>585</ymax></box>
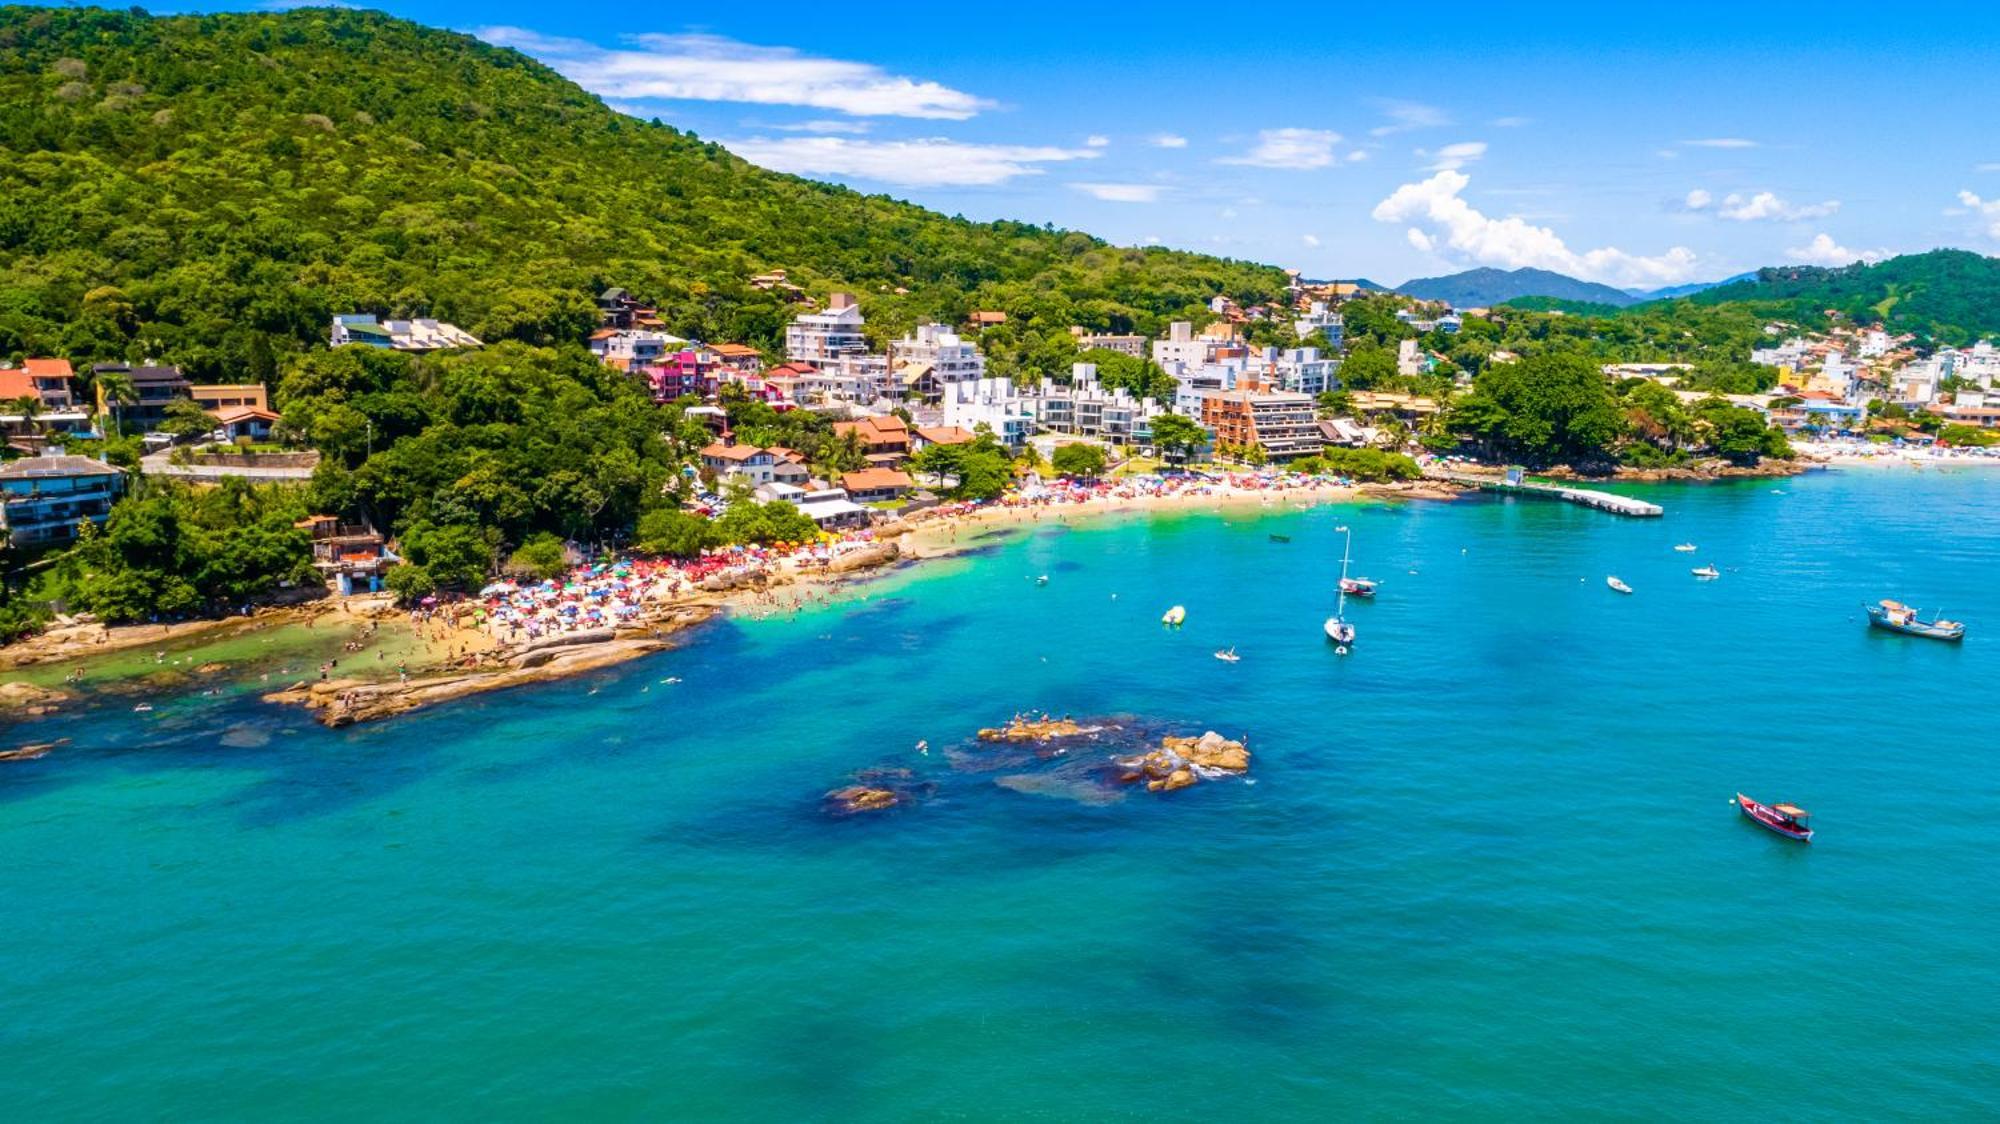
<box><xmin>0</xmin><ymin>738</ymin><xmax>67</xmax><ymax>762</ymax></box>
<box><xmin>825</xmin><ymin>785</ymin><xmax>900</xmax><ymax>815</ymax></box>
<box><xmin>0</xmin><ymin>681</ymin><xmax>68</xmax><ymax>715</ymax></box>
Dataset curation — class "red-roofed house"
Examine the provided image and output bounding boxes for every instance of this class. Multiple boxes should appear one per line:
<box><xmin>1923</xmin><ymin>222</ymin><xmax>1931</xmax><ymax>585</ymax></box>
<box><xmin>10</xmin><ymin>359</ymin><xmax>77</xmax><ymax>409</ymax></box>
<box><xmin>701</xmin><ymin>442</ymin><xmax>780</xmax><ymax>485</ymax></box>
<box><xmin>912</xmin><ymin>425</ymin><xmax>976</xmax><ymax>451</ymax></box>
<box><xmin>211</xmin><ymin>405</ymin><xmax>282</xmax><ymax>442</ymax></box>
<box><xmin>840</xmin><ymin>468</ymin><xmax>914</xmax><ymax>503</ymax></box>
<box><xmin>832</xmin><ymin>414</ymin><xmax>910</xmax><ymax>460</ymax></box>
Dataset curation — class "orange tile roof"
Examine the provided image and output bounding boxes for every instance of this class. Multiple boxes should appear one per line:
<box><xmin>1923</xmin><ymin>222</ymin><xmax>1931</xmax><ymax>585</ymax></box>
<box><xmin>841</xmin><ymin>468</ymin><xmax>913</xmax><ymax>491</ymax></box>
<box><xmin>700</xmin><ymin>442</ymin><xmax>768</xmax><ymax>462</ymax></box>
<box><xmin>212</xmin><ymin>405</ymin><xmax>281</xmax><ymax>424</ymax></box>
<box><xmin>709</xmin><ymin>343</ymin><xmax>761</xmax><ymax>358</ymax></box>
<box><xmin>23</xmin><ymin>358</ymin><xmax>73</xmax><ymax>379</ymax></box>
<box><xmin>0</xmin><ymin>370</ymin><xmax>35</xmax><ymax>399</ymax></box>
<box><xmin>915</xmin><ymin>425</ymin><xmax>975</xmax><ymax>445</ymax></box>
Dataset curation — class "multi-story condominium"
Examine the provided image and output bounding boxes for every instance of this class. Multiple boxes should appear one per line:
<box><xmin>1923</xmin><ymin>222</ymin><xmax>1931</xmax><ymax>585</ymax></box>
<box><xmin>1294</xmin><ymin>301</ymin><xmax>1345</xmax><ymax>345</ymax></box>
<box><xmin>784</xmin><ymin>292</ymin><xmax>870</xmax><ymax>363</ymax></box>
<box><xmin>940</xmin><ymin>378</ymin><xmax>1035</xmax><ymax>450</ymax></box>
<box><xmin>1199</xmin><ymin>381</ymin><xmax>1325</xmax><ymax>461</ymax></box>
<box><xmin>890</xmin><ymin>323</ymin><xmax>985</xmax><ymax>402</ymax></box>
<box><xmin>1070</xmin><ymin>328</ymin><xmax>1147</xmax><ymax>357</ymax></box>
<box><xmin>331</xmin><ymin>315</ymin><xmax>481</xmax><ymax>351</ymax></box>
<box><xmin>1027</xmin><ymin>364</ymin><xmax>1163</xmax><ymax>442</ymax></box>
<box><xmin>0</xmin><ymin>450</ymin><xmax>126</xmax><ymax>548</ymax></box>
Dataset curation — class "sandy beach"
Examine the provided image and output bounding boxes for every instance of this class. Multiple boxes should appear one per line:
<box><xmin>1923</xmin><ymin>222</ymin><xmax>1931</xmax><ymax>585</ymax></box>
<box><xmin>3</xmin><ymin>471</ymin><xmax>1448</xmax><ymax>730</ymax></box>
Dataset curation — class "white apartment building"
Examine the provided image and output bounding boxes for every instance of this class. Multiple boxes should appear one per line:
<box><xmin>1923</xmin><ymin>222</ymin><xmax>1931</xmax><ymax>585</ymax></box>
<box><xmin>1751</xmin><ymin>337</ymin><xmax>1813</xmax><ymax>371</ymax></box>
<box><xmin>1294</xmin><ymin>301</ymin><xmax>1344</xmax><ymax>345</ymax></box>
<box><xmin>890</xmin><ymin>323</ymin><xmax>985</xmax><ymax>397</ymax></box>
<box><xmin>940</xmin><ymin>377</ymin><xmax>1035</xmax><ymax>449</ymax></box>
<box><xmin>785</xmin><ymin>292</ymin><xmax>869</xmax><ymax>363</ymax></box>
<box><xmin>1027</xmin><ymin>364</ymin><xmax>1163</xmax><ymax>442</ymax></box>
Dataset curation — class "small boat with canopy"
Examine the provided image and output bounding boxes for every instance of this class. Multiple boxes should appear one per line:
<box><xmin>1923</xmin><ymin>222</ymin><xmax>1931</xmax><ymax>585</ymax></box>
<box><xmin>1865</xmin><ymin>599</ymin><xmax>1964</xmax><ymax>640</ymax></box>
<box><xmin>1735</xmin><ymin>793</ymin><xmax>1813</xmax><ymax>842</ymax></box>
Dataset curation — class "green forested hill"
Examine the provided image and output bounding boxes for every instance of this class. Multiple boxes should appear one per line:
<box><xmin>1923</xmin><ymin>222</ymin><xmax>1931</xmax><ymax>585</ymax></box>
<box><xmin>0</xmin><ymin>5</ymin><xmax>1285</xmax><ymax>379</ymax></box>
<box><xmin>1685</xmin><ymin>249</ymin><xmax>2000</xmax><ymax>343</ymax></box>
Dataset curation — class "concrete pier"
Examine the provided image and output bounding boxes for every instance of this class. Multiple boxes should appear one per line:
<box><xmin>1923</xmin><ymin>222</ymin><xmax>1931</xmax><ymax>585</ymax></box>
<box><xmin>1425</xmin><ymin>468</ymin><xmax>1664</xmax><ymax>517</ymax></box>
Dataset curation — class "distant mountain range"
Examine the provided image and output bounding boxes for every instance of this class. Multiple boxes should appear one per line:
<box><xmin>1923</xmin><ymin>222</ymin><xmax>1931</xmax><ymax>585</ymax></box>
<box><xmin>1393</xmin><ymin>266</ymin><xmax>1748</xmax><ymax>308</ymax></box>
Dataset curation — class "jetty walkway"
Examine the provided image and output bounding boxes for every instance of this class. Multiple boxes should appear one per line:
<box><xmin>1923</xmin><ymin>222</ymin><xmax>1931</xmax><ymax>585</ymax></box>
<box><xmin>1424</xmin><ymin>468</ymin><xmax>1664</xmax><ymax>517</ymax></box>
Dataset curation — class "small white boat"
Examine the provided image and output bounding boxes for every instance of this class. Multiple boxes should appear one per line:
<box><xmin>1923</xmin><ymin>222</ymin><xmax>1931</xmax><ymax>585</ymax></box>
<box><xmin>1691</xmin><ymin>565</ymin><xmax>1720</xmax><ymax>579</ymax></box>
<box><xmin>1035</xmin><ymin>575</ymin><xmax>1049</xmax><ymax>586</ymax></box>
<box><xmin>1607</xmin><ymin>576</ymin><xmax>1633</xmax><ymax>594</ymax></box>
<box><xmin>1161</xmin><ymin>605</ymin><xmax>1186</xmax><ymax>626</ymax></box>
<box><xmin>1674</xmin><ymin>543</ymin><xmax>1697</xmax><ymax>552</ymax></box>
<box><xmin>1213</xmin><ymin>648</ymin><xmax>1240</xmax><ymax>663</ymax></box>
<box><xmin>1324</xmin><ymin>617</ymin><xmax>1355</xmax><ymax>644</ymax></box>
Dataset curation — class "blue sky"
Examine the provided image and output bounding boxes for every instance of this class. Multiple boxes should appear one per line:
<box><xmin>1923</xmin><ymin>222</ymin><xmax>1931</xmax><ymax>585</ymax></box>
<box><xmin>207</xmin><ymin>2</ymin><xmax>2000</xmax><ymax>286</ymax></box>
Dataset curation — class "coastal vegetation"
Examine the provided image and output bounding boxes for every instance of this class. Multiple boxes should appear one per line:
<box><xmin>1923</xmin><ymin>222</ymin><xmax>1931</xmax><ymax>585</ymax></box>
<box><xmin>40</xmin><ymin>478</ymin><xmax>316</xmax><ymax>623</ymax></box>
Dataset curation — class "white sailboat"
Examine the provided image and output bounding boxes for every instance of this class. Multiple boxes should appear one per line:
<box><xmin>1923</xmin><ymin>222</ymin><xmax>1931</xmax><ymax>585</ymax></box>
<box><xmin>1325</xmin><ymin>525</ymin><xmax>1358</xmax><ymax>646</ymax></box>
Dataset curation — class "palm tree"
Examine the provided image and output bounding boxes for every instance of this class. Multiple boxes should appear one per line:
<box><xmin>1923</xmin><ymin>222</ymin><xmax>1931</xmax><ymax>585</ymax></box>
<box><xmin>6</xmin><ymin>395</ymin><xmax>40</xmax><ymax>442</ymax></box>
<box><xmin>93</xmin><ymin>369</ymin><xmax>136</xmax><ymax>436</ymax></box>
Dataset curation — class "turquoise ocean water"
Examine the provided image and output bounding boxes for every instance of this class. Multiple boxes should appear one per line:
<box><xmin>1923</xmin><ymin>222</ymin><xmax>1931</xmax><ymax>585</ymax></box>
<box><xmin>4</xmin><ymin>468</ymin><xmax>1997</xmax><ymax>1120</ymax></box>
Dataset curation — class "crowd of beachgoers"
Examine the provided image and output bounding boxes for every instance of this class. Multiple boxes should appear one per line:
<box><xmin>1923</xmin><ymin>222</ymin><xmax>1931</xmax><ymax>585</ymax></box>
<box><xmin>1795</xmin><ymin>438</ymin><xmax>2000</xmax><ymax>465</ymax></box>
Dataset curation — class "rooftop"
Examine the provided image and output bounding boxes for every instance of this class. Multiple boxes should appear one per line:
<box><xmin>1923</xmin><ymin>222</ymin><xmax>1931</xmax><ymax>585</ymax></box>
<box><xmin>0</xmin><ymin>454</ymin><xmax>124</xmax><ymax>480</ymax></box>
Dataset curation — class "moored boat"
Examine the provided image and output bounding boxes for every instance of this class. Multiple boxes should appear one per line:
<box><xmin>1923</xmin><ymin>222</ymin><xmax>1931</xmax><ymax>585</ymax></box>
<box><xmin>1864</xmin><ymin>599</ymin><xmax>1964</xmax><ymax>641</ymax></box>
<box><xmin>1161</xmin><ymin>605</ymin><xmax>1186</xmax><ymax>626</ymax></box>
<box><xmin>1268</xmin><ymin>533</ymin><xmax>1291</xmax><ymax>543</ymax></box>
<box><xmin>1339</xmin><ymin>576</ymin><xmax>1378</xmax><ymax>597</ymax></box>
<box><xmin>1325</xmin><ymin>526</ymin><xmax>1359</xmax><ymax>647</ymax></box>
<box><xmin>1735</xmin><ymin>793</ymin><xmax>1813</xmax><ymax>842</ymax></box>
<box><xmin>1213</xmin><ymin>647</ymin><xmax>1240</xmax><ymax>663</ymax></box>
<box><xmin>1674</xmin><ymin>542</ymin><xmax>1697</xmax><ymax>552</ymax></box>
<box><xmin>1607</xmin><ymin>576</ymin><xmax>1633</xmax><ymax>594</ymax></box>
<box><xmin>1691</xmin><ymin>565</ymin><xmax>1720</xmax><ymax>579</ymax></box>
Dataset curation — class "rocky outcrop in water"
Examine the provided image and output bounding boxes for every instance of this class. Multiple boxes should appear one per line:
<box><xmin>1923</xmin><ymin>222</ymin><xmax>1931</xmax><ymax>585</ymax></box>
<box><xmin>1116</xmin><ymin>731</ymin><xmax>1251</xmax><ymax>794</ymax></box>
<box><xmin>978</xmin><ymin>716</ymin><xmax>1095</xmax><ymax>742</ymax></box>
<box><xmin>0</xmin><ymin>680</ymin><xmax>68</xmax><ymax>717</ymax></box>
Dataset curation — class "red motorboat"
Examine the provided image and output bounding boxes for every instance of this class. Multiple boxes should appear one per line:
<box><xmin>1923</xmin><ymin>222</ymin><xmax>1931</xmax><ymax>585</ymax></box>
<box><xmin>1735</xmin><ymin>793</ymin><xmax>1813</xmax><ymax>842</ymax></box>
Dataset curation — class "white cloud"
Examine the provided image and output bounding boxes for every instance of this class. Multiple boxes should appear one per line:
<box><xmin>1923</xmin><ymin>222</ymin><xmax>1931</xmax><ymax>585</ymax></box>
<box><xmin>1143</xmin><ymin>234</ymin><xmax>1163</xmax><ymax>245</ymax></box>
<box><xmin>1407</xmin><ymin>228</ymin><xmax>1436</xmax><ymax>253</ymax></box>
<box><xmin>1492</xmin><ymin>116</ymin><xmax>1530</xmax><ymax>128</ymax></box>
<box><xmin>765</xmin><ymin>119</ymin><xmax>872</xmax><ymax>134</ymax></box>
<box><xmin>1369</xmin><ymin>100</ymin><xmax>1448</xmax><ymax>137</ymax></box>
<box><xmin>1218</xmin><ymin>207</ymin><xmax>1238</xmax><ymax>219</ymax></box>
<box><xmin>1956</xmin><ymin>190</ymin><xmax>2000</xmax><ymax>237</ymax></box>
<box><xmin>1346</xmin><ymin>149</ymin><xmax>1371</xmax><ymax>163</ymax></box>
<box><xmin>480</xmin><ymin>28</ymin><xmax>991</xmax><ymax>119</ymax></box>
<box><xmin>1371</xmin><ymin>170</ymin><xmax>1698</xmax><ymax>286</ymax></box>
<box><xmin>1071</xmin><ymin>182</ymin><xmax>1161</xmax><ymax>203</ymax></box>
<box><xmin>1786</xmin><ymin>233</ymin><xmax>1888</xmax><ymax>265</ymax></box>
<box><xmin>1085</xmin><ymin>134</ymin><xmax>1110</xmax><ymax>148</ymax></box>
<box><xmin>1682</xmin><ymin>137</ymin><xmax>1759</xmax><ymax>149</ymax></box>
<box><xmin>1302</xmin><ymin>234</ymin><xmax>1321</xmax><ymax>247</ymax></box>
<box><xmin>1978</xmin><ymin>162</ymin><xmax>2000</xmax><ymax>173</ymax></box>
<box><xmin>1422</xmin><ymin>141</ymin><xmax>1487</xmax><ymax>171</ymax></box>
<box><xmin>1682</xmin><ymin>189</ymin><xmax>1840</xmax><ymax>221</ymax></box>
<box><xmin>1219</xmin><ymin>128</ymin><xmax>1342</xmax><ymax>169</ymax></box>
<box><xmin>1151</xmin><ymin>133</ymin><xmax>1189</xmax><ymax>149</ymax></box>
<box><xmin>723</xmin><ymin>136</ymin><xmax>1097</xmax><ymax>187</ymax></box>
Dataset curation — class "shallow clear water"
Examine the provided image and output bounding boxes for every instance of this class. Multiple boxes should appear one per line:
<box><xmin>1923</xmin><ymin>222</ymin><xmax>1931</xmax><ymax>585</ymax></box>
<box><xmin>4</xmin><ymin>469</ymin><xmax>1996</xmax><ymax>1120</ymax></box>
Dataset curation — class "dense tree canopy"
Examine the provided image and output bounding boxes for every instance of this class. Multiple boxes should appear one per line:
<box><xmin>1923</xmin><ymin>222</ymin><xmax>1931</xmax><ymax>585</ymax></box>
<box><xmin>0</xmin><ymin>6</ymin><xmax>1287</xmax><ymax>382</ymax></box>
